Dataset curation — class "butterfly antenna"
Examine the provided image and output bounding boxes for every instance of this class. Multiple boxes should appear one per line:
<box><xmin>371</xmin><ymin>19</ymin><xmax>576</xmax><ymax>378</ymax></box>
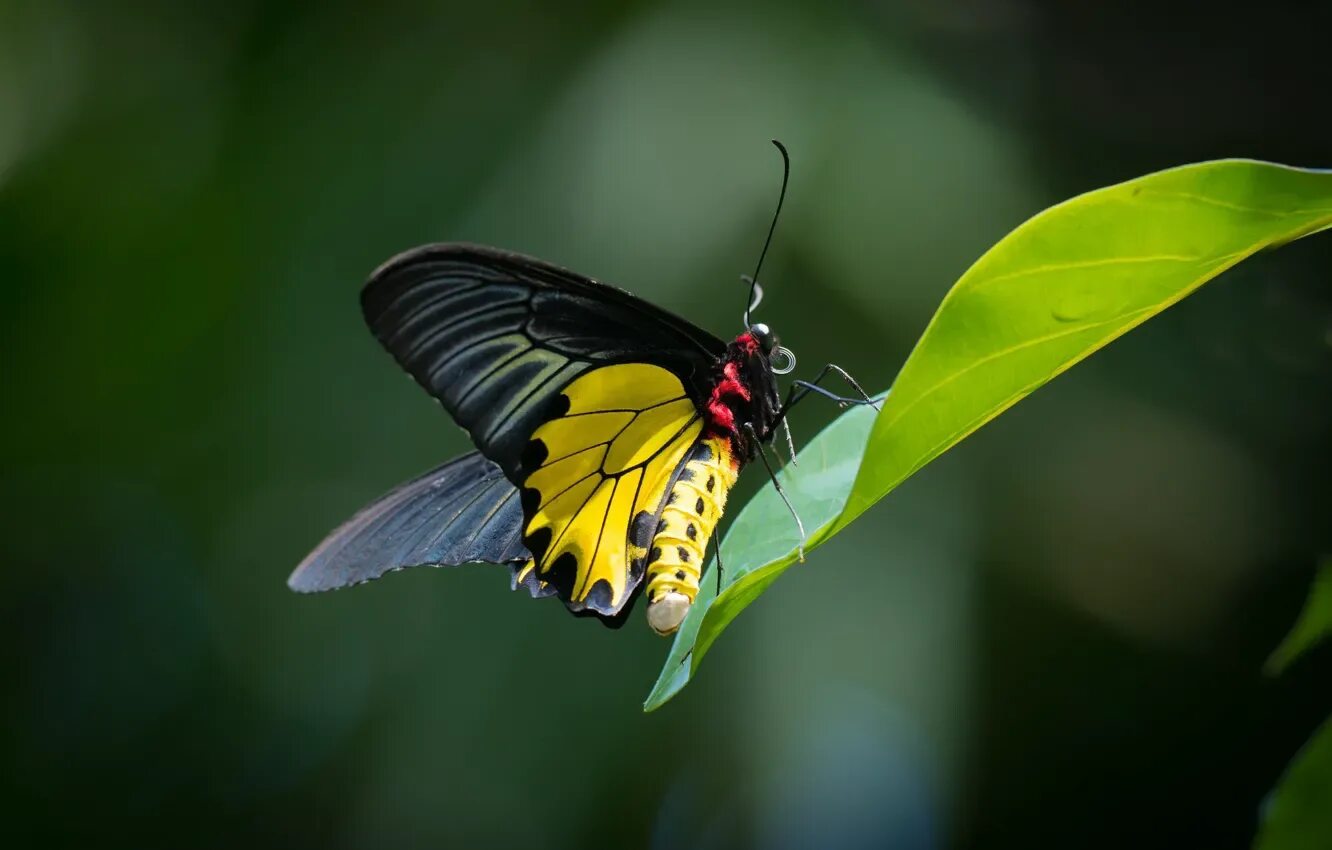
<box><xmin>743</xmin><ymin>139</ymin><xmax>791</xmax><ymax>328</ymax></box>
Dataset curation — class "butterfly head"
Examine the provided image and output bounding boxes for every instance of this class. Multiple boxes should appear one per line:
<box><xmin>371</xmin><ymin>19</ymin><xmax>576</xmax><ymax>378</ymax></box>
<box><xmin>743</xmin><ymin>322</ymin><xmax>796</xmax><ymax>375</ymax></box>
<box><xmin>749</xmin><ymin>322</ymin><xmax>777</xmax><ymax>355</ymax></box>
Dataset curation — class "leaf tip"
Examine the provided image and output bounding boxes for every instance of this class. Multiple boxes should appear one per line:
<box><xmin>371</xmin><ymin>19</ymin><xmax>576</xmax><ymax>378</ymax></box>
<box><xmin>642</xmin><ymin>662</ymin><xmax>690</xmax><ymax>712</ymax></box>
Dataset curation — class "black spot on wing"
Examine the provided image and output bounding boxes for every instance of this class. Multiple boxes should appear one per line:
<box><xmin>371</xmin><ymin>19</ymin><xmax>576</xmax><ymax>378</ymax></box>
<box><xmin>546</xmin><ymin>392</ymin><xmax>572</xmax><ymax>421</ymax></box>
<box><xmin>630</xmin><ymin>510</ymin><xmax>656</xmax><ymax>549</ymax></box>
<box><xmin>521</xmin><ymin>439</ymin><xmax>549</xmax><ymax>476</ymax></box>
<box><xmin>545</xmin><ymin>551</ymin><xmax>579</xmax><ymax>601</ymax></box>
<box><xmin>520</xmin><ymin>486</ymin><xmax>542</xmax><ymax>518</ymax></box>
<box><xmin>524</xmin><ymin>524</ymin><xmax>552</xmax><ymax>565</ymax></box>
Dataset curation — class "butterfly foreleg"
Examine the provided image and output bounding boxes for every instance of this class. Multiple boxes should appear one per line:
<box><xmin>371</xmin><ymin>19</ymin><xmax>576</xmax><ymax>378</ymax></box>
<box><xmin>779</xmin><ymin>363</ymin><xmax>879</xmax><ymax>418</ymax></box>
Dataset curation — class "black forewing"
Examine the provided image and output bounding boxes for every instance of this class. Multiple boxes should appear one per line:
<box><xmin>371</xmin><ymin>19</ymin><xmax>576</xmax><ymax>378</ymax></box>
<box><xmin>360</xmin><ymin>244</ymin><xmax>727</xmax><ymax>483</ymax></box>
<box><xmin>289</xmin><ymin>451</ymin><xmax>535</xmax><ymax>593</ymax></box>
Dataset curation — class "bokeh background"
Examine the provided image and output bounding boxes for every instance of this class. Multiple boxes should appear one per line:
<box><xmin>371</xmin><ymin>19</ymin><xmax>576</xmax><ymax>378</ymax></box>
<box><xmin>3</xmin><ymin>1</ymin><xmax>1330</xmax><ymax>848</ymax></box>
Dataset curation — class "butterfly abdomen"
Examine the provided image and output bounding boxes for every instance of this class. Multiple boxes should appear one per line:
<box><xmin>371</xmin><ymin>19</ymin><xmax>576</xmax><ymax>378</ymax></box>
<box><xmin>643</xmin><ymin>435</ymin><xmax>742</xmax><ymax>635</ymax></box>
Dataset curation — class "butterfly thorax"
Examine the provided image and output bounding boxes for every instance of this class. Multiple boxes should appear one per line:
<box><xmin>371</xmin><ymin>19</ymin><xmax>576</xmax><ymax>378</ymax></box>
<box><xmin>705</xmin><ymin>332</ymin><xmax>782</xmax><ymax>453</ymax></box>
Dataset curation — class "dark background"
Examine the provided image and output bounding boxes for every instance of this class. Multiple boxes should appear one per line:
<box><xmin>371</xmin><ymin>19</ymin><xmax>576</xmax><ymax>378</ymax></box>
<box><xmin>3</xmin><ymin>1</ymin><xmax>1330</xmax><ymax>848</ymax></box>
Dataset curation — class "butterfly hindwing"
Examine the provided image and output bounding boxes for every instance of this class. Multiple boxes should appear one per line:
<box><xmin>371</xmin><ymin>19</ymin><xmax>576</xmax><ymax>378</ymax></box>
<box><xmin>288</xmin><ymin>451</ymin><xmax>532</xmax><ymax>593</ymax></box>
<box><xmin>516</xmin><ymin>363</ymin><xmax>703</xmax><ymax>617</ymax></box>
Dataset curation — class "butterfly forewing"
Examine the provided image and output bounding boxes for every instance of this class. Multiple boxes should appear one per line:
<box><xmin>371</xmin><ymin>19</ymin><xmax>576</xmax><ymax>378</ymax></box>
<box><xmin>361</xmin><ymin>245</ymin><xmax>724</xmax><ymax>480</ymax></box>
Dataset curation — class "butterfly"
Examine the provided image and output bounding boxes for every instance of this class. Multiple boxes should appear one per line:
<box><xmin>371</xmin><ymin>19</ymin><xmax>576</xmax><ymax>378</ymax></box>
<box><xmin>288</xmin><ymin>142</ymin><xmax>876</xmax><ymax>635</ymax></box>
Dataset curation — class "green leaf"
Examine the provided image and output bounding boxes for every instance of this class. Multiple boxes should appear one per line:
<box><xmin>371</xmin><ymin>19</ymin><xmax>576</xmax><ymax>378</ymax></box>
<box><xmin>1257</xmin><ymin>561</ymin><xmax>1332</xmax><ymax>850</ymax></box>
<box><xmin>1254</xmin><ymin>719</ymin><xmax>1332</xmax><ymax>850</ymax></box>
<box><xmin>1266</xmin><ymin>558</ymin><xmax>1332</xmax><ymax>676</ymax></box>
<box><xmin>645</xmin><ymin>159</ymin><xmax>1332</xmax><ymax>712</ymax></box>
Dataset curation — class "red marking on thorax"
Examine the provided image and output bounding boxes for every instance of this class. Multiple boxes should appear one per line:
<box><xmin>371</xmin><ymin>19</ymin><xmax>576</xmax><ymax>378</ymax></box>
<box><xmin>705</xmin><ymin>333</ymin><xmax>759</xmax><ymax>436</ymax></box>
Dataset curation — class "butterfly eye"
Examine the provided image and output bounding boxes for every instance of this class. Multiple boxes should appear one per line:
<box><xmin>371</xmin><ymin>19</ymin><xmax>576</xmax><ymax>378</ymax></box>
<box><xmin>749</xmin><ymin>323</ymin><xmax>777</xmax><ymax>354</ymax></box>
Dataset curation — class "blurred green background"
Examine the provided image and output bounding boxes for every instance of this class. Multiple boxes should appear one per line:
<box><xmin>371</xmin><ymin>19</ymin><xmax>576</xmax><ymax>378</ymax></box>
<box><xmin>3</xmin><ymin>1</ymin><xmax>1330</xmax><ymax>847</ymax></box>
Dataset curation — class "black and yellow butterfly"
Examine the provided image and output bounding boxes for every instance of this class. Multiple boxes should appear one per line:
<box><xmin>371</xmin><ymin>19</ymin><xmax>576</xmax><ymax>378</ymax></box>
<box><xmin>289</xmin><ymin>144</ymin><xmax>874</xmax><ymax>635</ymax></box>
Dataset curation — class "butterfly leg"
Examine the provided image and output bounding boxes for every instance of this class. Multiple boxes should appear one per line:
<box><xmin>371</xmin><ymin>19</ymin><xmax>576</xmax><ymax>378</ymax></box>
<box><xmin>780</xmin><ymin>417</ymin><xmax>798</xmax><ymax>467</ymax></box>
<box><xmin>780</xmin><ymin>363</ymin><xmax>880</xmax><ymax>418</ymax></box>
<box><xmin>744</xmin><ymin>422</ymin><xmax>807</xmax><ymax>562</ymax></box>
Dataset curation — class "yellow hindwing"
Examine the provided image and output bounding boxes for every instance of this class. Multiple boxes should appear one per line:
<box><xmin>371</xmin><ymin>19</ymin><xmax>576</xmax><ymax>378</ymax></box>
<box><xmin>516</xmin><ymin>363</ymin><xmax>702</xmax><ymax>613</ymax></box>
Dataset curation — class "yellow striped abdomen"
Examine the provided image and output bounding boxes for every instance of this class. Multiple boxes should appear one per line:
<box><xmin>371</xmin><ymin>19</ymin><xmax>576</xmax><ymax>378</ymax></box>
<box><xmin>644</xmin><ymin>435</ymin><xmax>741</xmax><ymax>635</ymax></box>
